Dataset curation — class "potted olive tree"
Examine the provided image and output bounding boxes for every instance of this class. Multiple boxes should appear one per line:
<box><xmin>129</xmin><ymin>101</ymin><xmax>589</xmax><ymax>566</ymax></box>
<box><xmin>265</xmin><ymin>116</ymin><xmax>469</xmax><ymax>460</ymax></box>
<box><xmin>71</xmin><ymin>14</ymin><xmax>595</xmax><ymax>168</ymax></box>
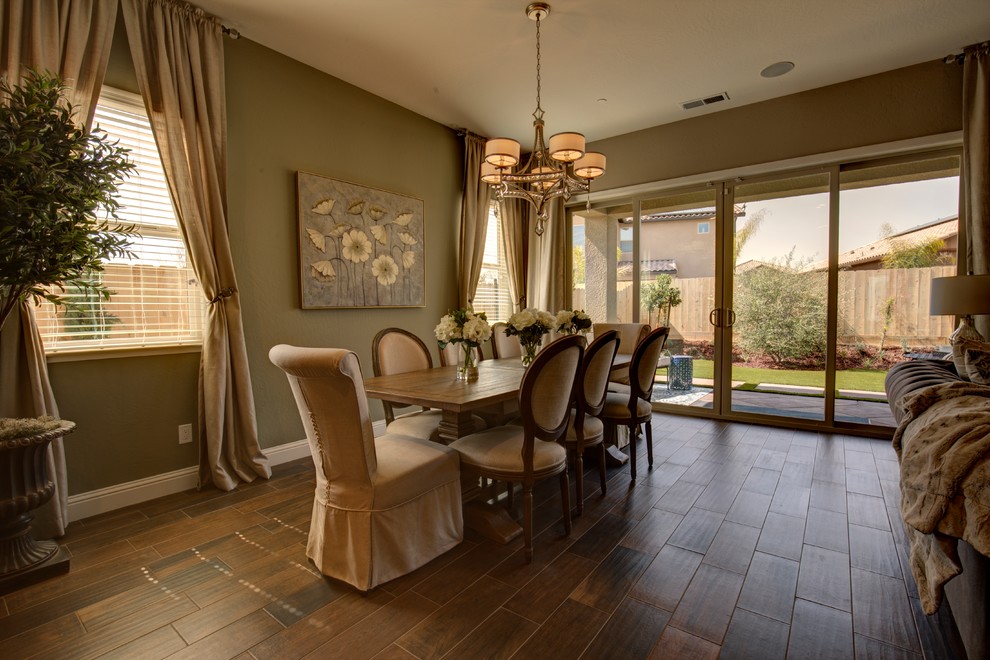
<box><xmin>0</xmin><ymin>70</ymin><xmax>133</xmax><ymax>592</ymax></box>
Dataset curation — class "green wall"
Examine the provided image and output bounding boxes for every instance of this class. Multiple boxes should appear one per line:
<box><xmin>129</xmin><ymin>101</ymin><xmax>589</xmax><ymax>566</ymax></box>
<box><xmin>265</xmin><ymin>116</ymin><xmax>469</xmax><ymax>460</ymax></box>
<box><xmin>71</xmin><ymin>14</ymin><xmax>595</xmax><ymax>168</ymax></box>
<box><xmin>47</xmin><ymin>26</ymin><xmax>963</xmax><ymax>497</ymax></box>
<box><xmin>49</xmin><ymin>29</ymin><xmax>462</xmax><ymax>494</ymax></box>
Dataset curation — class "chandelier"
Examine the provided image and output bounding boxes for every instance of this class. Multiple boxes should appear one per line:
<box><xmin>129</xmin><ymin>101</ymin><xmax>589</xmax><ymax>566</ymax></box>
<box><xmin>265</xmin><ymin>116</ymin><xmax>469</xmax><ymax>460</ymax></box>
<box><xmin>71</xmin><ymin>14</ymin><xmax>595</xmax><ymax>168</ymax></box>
<box><xmin>481</xmin><ymin>2</ymin><xmax>606</xmax><ymax>236</ymax></box>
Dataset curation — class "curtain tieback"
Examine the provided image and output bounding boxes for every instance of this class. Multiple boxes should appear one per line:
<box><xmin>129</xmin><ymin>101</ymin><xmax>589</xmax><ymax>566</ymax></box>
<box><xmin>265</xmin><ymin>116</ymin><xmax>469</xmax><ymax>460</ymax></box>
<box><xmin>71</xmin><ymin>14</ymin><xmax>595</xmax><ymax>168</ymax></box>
<box><xmin>209</xmin><ymin>287</ymin><xmax>236</xmax><ymax>304</ymax></box>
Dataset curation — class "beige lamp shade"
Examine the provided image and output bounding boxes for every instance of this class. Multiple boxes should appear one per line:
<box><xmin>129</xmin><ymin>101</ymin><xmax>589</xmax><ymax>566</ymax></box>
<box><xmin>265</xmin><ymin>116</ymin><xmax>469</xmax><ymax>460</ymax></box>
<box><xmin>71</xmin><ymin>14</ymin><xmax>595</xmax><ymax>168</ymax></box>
<box><xmin>548</xmin><ymin>132</ymin><xmax>585</xmax><ymax>162</ymax></box>
<box><xmin>531</xmin><ymin>166</ymin><xmax>557</xmax><ymax>191</ymax></box>
<box><xmin>574</xmin><ymin>151</ymin><xmax>606</xmax><ymax>179</ymax></box>
<box><xmin>480</xmin><ymin>162</ymin><xmax>502</xmax><ymax>184</ymax></box>
<box><xmin>484</xmin><ymin>138</ymin><xmax>521</xmax><ymax>167</ymax></box>
<box><xmin>930</xmin><ymin>275</ymin><xmax>990</xmax><ymax>316</ymax></box>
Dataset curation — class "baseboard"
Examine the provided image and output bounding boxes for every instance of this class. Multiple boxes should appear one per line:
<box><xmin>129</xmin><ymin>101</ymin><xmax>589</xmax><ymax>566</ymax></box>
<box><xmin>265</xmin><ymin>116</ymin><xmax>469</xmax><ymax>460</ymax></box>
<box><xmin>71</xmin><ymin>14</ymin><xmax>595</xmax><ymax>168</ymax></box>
<box><xmin>66</xmin><ymin>420</ymin><xmax>389</xmax><ymax>523</ymax></box>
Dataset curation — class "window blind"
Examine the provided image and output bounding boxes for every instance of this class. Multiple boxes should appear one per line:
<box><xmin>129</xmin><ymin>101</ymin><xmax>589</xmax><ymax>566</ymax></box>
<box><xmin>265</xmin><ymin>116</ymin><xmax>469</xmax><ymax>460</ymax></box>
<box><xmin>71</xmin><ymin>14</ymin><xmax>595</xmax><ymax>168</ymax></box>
<box><xmin>473</xmin><ymin>203</ymin><xmax>514</xmax><ymax>321</ymax></box>
<box><xmin>36</xmin><ymin>88</ymin><xmax>205</xmax><ymax>354</ymax></box>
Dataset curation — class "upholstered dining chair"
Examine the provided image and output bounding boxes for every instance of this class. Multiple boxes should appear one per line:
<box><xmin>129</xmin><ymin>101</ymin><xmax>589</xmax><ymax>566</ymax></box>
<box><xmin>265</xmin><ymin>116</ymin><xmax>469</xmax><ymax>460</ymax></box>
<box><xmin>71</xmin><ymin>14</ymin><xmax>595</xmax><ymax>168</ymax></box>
<box><xmin>491</xmin><ymin>321</ymin><xmax>523</xmax><ymax>359</ymax></box>
<box><xmin>594</xmin><ymin>322</ymin><xmax>650</xmax><ymax>385</ymax></box>
<box><xmin>562</xmin><ymin>329</ymin><xmax>620</xmax><ymax>514</ymax></box>
<box><xmin>269</xmin><ymin>344</ymin><xmax>463</xmax><ymax>591</ymax></box>
<box><xmin>599</xmin><ymin>326</ymin><xmax>669</xmax><ymax>483</ymax></box>
<box><xmin>373</xmin><ymin>328</ymin><xmax>483</xmax><ymax>442</ymax></box>
<box><xmin>450</xmin><ymin>334</ymin><xmax>584</xmax><ymax>562</ymax></box>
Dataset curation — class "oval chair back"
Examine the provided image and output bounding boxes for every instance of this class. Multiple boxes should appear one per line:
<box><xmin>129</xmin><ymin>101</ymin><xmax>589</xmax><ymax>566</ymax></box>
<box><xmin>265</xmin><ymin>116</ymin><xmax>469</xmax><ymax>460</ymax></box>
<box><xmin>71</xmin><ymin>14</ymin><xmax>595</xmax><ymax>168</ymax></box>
<box><xmin>492</xmin><ymin>321</ymin><xmax>523</xmax><ymax>359</ymax></box>
<box><xmin>372</xmin><ymin>328</ymin><xmax>433</xmax><ymax>424</ymax></box>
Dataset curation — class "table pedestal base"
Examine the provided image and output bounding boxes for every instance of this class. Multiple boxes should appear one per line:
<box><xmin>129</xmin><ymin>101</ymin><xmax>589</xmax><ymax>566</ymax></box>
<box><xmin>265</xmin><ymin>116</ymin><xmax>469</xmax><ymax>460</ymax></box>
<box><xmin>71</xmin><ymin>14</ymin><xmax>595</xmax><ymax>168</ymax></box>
<box><xmin>463</xmin><ymin>501</ymin><xmax>522</xmax><ymax>544</ymax></box>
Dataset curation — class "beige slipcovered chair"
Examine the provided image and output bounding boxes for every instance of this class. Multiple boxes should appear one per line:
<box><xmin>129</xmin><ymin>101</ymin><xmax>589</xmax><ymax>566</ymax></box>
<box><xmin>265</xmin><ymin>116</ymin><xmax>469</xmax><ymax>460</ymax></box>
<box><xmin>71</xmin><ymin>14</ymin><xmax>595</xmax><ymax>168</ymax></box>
<box><xmin>269</xmin><ymin>344</ymin><xmax>463</xmax><ymax>591</ymax></box>
<box><xmin>593</xmin><ymin>323</ymin><xmax>650</xmax><ymax>385</ymax></box>
<box><xmin>373</xmin><ymin>328</ymin><xmax>483</xmax><ymax>442</ymax></box>
<box><xmin>492</xmin><ymin>321</ymin><xmax>523</xmax><ymax>359</ymax></box>
<box><xmin>561</xmin><ymin>330</ymin><xmax>620</xmax><ymax>514</ymax></box>
<box><xmin>450</xmin><ymin>334</ymin><xmax>584</xmax><ymax>562</ymax></box>
<box><xmin>599</xmin><ymin>326</ymin><xmax>669</xmax><ymax>483</ymax></box>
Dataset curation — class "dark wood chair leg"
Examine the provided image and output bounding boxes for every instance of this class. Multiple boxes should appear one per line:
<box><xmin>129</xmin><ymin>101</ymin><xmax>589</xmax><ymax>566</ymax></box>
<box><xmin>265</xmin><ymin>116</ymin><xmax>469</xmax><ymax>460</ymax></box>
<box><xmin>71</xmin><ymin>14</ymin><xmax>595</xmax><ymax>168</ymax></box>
<box><xmin>574</xmin><ymin>448</ymin><xmax>584</xmax><ymax>515</ymax></box>
<box><xmin>559</xmin><ymin>471</ymin><xmax>571</xmax><ymax>535</ymax></box>
<box><xmin>506</xmin><ymin>480</ymin><xmax>514</xmax><ymax>513</ymax></box>
<box><xmin>646</xmin><ymin>418</ymin><xmax>654</xmax><ymax>468</ymax></box>
<box><xmin>523</xmin><ymin>483</ymin><xmax>534</xmax><ymax>563</ymax></box>
<box><xmin>598</xmin><ymin>443</ymin><xmax>608</xmax><ymax>497</ymax></box>
<box><xmin>629</xmin><ymin>424</ymin><xmax>638</xmax><ymax>484</ymax></box>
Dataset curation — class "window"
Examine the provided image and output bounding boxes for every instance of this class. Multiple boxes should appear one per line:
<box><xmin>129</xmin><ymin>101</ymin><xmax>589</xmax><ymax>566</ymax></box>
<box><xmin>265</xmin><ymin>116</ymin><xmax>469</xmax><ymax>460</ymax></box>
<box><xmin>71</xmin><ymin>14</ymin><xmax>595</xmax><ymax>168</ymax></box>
<box><xmin>471</xmin><ymin>202</ymin><xmax>513</xmax><ymax>321</ymax></box>
<box><xmin>35</xmin><ymin>87</ymin><xmax>204</xmax><ymax>354</ymax></box>
<box><xmin>697</xmin><ymin>221</ymin><xmax>710</xmax><ymax>234</ymax></box>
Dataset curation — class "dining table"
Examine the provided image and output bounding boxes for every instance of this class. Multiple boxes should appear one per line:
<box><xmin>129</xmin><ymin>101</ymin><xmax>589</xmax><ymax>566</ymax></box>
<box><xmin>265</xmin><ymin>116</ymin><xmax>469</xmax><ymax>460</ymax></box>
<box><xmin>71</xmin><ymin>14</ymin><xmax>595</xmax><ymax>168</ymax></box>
<box><xmin>364</xmin><ymin>357</ymin><xmax>529</xmax><ymax>543</ymax></box>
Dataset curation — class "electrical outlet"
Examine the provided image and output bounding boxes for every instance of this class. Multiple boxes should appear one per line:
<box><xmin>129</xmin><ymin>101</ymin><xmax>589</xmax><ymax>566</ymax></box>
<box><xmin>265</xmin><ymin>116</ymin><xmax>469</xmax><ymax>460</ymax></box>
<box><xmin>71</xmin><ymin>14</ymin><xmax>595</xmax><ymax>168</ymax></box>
<box><xmin>178</xmin><ymin>423</ymin><xmax>193</xmax><ymax>445</ymax></box>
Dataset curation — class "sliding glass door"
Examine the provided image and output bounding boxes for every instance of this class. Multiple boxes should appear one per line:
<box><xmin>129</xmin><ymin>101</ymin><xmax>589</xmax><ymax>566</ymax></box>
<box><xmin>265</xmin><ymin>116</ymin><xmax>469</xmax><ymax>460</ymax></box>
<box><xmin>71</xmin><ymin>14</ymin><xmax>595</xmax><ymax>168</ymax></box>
<box><xmin>570</xmin><ymin>149</ymin><xmax>961</xmax><ymax>433</ymax></box>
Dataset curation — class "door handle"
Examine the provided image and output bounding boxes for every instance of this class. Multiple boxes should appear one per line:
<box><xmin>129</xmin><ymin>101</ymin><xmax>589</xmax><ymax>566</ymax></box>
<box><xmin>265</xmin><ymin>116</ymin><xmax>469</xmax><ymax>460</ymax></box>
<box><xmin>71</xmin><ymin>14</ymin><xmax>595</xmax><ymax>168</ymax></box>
<box><xmin>726</xmin><ymin>309</ymin><xmax>736</xmax><ymax>327</ymax></box>
<box><xmin>709</xmin><ymin>308</ymin><xmax>720</xmax><ymax>327</ymax></box>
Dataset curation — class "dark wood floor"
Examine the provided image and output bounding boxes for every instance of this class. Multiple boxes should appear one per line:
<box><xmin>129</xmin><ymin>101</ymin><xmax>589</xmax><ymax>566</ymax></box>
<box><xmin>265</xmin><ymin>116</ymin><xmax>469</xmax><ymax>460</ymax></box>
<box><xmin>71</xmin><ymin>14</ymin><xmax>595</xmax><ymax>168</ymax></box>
<box><xmin>0</xmin><ymin>414</ymin><xmax>965</xmax><ymax>659</ymax></box>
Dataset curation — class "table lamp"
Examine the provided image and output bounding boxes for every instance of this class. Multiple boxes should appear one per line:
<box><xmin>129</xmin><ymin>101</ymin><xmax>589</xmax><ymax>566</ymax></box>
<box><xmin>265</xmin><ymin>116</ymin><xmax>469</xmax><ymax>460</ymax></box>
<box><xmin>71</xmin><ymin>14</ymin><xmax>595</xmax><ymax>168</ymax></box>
<box><xmin>930</xmin><ymin>274</ymin><xmax>990</xmax><ymax>343</ymax></box>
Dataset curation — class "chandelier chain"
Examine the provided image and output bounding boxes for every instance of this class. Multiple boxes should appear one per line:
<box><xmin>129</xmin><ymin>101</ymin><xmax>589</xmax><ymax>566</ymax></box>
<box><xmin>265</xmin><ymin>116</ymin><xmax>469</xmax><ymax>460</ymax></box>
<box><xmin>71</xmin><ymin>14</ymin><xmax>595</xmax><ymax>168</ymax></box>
<box><xmin>533</xmin><ymin>13</ymin><xmax>543</xmax><ymax>121</ymax></box>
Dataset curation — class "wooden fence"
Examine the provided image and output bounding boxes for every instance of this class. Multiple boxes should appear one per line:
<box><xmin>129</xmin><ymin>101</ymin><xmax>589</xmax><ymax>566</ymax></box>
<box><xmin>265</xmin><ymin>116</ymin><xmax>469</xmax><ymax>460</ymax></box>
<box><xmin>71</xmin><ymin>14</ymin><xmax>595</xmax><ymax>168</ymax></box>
<box><xmin>573</xmin><ymin>265</ymin><xmax>957</xmax><ymax>346</ymax></box>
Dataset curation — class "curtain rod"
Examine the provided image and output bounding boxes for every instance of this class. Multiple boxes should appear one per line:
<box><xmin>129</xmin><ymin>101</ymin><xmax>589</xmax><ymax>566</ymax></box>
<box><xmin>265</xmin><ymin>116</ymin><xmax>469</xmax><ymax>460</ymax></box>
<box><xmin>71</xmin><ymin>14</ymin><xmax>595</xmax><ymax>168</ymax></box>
<box><xmin>221</xmin><ymin>25</ymin><xmax>240</xmax><ymax>39</ymax></box>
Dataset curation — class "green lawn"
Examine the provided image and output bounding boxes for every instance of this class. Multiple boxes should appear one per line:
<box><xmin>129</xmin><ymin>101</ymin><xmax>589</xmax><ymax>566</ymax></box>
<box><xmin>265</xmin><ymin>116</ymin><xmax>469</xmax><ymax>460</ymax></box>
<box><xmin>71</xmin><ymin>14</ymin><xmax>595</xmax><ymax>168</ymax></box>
<box><xmin>685</xmin><ymin>359</ymin><xmax>887</xmax><ymax>393</ymax></box>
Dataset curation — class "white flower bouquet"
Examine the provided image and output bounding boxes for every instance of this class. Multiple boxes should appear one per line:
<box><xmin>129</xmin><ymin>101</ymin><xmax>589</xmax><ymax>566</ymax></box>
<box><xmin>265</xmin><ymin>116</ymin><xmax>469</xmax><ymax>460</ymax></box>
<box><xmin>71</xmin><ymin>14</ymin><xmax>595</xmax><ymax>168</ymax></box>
<box><xmin>504</xmin><ymin>308</ymin><xmax>556</xmax><ymax>365</ymax></box>
<box><xmin>555</xmin><ymin>309</ymin><xmax>592</xmax><ymax>335</ymax></box>
<box><xmin>435</xmin><ymin>308</ymin><xmax>492</xmax><ymax>380</ymax></box>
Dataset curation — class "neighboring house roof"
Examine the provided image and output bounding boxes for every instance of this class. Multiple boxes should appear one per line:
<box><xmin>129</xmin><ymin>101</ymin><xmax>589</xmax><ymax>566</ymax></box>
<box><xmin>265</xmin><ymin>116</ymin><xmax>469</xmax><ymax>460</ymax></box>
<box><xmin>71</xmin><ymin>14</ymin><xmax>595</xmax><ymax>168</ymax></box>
<box><xmin>807</xmin><ymin>215</ymin><xmax>957</xmax><ymax>271</ymax></box>
<box><xmin>617</xmin><ymin>259</ymin><xmax>677</xmax><ymax>280</ymax></box>
<box><xmin>618</xmin><ymin>205</ymin><xmax>746</xmax><ymax>225</ymax></box>
<box><xmin>735</xmin><ymin>259</ymin><xmax>778</xmax><ymax>273</ymax></box>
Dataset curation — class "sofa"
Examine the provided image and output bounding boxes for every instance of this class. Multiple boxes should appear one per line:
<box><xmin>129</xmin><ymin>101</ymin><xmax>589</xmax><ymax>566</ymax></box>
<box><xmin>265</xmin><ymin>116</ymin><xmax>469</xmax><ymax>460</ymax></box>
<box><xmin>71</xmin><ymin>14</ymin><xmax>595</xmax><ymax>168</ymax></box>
<box><xmin>885</xmin><ymin>359</ymin><xmax>989</xmax><ymax>659</ymax></box>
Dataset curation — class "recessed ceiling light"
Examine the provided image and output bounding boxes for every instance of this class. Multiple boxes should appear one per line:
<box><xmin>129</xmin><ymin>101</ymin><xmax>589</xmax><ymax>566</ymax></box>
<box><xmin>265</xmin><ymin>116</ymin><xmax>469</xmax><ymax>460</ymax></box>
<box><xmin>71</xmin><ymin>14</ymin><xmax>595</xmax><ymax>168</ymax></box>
<box><xmin>761</xmin><ymin>61</ymin><xmax>795</xmax><ymax>78</ymax></box>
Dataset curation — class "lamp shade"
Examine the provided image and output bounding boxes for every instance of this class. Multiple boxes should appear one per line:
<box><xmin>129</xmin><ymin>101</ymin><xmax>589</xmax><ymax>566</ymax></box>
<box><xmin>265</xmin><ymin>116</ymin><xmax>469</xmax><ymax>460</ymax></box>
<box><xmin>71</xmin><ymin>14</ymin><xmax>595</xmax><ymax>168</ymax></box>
<box><xmin>573</xmin><ymin>152</ymin><xmax>606</xmax><ymax>179</ymax></box>
<box><xmin>548</xmin><ymin>132</ymin><xmax>585</xmax><ymax>162</ymax></box>
<box><xmin>930</xmin><ymin>275</ymin><xmax>990</xmax><ymax>316</ymax></box>
<box><xmin>484</xmin><ymin>138</ymin><xmax>520</xmax><ymax>168</ymax></box>
<box><xmin>480</xmin><ymin>162</ymin><xmax>502</xmax><ymax>184</ymax></box>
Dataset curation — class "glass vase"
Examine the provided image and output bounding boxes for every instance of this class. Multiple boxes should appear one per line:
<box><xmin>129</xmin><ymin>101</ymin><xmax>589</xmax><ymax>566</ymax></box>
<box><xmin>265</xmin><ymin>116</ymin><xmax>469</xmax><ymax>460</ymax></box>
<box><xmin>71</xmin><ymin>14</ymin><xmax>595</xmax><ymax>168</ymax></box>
<box><xmin>456</xmin><ymin>343</ymin><xmax>479</xmax><ymax>381</ymax></box>
<box><xmin>521</xmin><ymin>341</ymin><xmax>539</xmax><ymax>367</ymax></box>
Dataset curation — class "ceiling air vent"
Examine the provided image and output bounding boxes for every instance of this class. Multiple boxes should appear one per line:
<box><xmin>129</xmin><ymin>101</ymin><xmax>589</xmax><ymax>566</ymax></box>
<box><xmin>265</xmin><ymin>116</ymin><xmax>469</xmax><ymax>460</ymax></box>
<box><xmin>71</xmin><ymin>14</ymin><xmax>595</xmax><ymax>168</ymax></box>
<box><xmin>681</xmin><ymin>92</ymin><xmax>730</xmax><ymax>111</ymax></box>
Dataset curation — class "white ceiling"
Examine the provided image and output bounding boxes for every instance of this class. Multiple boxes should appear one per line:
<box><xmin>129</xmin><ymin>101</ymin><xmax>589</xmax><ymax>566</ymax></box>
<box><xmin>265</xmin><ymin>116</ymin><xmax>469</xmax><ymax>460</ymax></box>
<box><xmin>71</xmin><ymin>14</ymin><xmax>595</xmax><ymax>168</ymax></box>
<box><xmin>196</xmin><ymin>0</ymin><xmax>990</xmax><ymax>144</ymax></box>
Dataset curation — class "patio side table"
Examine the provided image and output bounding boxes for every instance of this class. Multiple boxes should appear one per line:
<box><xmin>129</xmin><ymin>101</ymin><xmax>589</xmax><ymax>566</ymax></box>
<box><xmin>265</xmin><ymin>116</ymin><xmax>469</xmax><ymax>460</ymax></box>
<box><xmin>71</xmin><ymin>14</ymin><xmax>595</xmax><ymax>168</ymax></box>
<box><xmin>668</xmin><ymin>355</ymin><xmax>693</xmax><ymax>390</ymax></box>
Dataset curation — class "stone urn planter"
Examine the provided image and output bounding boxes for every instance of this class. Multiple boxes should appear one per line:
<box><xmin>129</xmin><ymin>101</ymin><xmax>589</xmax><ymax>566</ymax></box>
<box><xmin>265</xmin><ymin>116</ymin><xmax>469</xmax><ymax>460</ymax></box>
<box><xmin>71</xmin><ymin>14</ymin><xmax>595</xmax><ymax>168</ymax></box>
<box><xmin>0</xmin><ymin>417</ymin><xmax>74</xmax><ymax>595</ymax></box>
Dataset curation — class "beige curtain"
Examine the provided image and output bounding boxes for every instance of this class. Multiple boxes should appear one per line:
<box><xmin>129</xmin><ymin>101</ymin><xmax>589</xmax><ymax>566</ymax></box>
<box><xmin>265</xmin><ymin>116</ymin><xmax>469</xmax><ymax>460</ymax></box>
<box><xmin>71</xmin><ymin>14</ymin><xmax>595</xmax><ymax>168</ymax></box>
<box><xmin>526</xmin><ymin>198</ymin><xmax>568</xmax><ymax>312</ymax></box>
<box><xmin>458</xmin><ymin>133</ymin><xmax>493</xmax><ymax>308</ymax></box>
<box><xmin>500</xmin><ymin>198</ymin><xmax>529</xmax><ymax>310</ymax></box>
<box><xmin>121</xmin><ymin>0</ymin><xmax>270</xmax><ymax>490</ymax></box>
<box><xmin>962</xmin><ymin>42</ymin><xmax>990</xmax><ymax>339</ymax></box>
<box><xmin>0</xmin><ymin>0</ymin><xmax>118</xmax><ymax>539</ymax></box>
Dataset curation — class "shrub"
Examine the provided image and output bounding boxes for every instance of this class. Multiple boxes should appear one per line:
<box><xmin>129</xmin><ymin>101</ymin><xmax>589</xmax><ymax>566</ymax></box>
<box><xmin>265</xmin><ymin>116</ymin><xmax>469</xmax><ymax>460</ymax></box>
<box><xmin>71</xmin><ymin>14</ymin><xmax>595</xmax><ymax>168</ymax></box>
<box><xmin>734</xmin><ymin>250</ymin><xmax>828</xmax><ymax>364</ymax></box>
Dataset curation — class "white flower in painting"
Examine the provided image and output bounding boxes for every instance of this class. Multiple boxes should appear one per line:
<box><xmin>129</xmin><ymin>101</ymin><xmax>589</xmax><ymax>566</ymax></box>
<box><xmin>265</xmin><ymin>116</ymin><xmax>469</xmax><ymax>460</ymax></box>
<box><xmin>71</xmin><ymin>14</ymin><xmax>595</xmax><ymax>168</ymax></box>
<box><xmin>328</xmin><ymin>222</ymin><xmax>350</xmax><ymax>238</ymax></box>
<box><xmin>341</xmin><ymin>229</ymin><xmax>372</xmax><ymax>263</ymax></box>
<box><xmin>368</xmin><ymin>206</ymin><xmax>386</xmax><ymax>221</ymax></box>
<box><xmin>371</xmin><ymin>255</ymin><xmax>398</xmax><ymax>286</ymax></box>
<box><xmin>347</xmin><ymin>200</ymin><xmax>365</xmax><ymax>215</ymax></box>
<box><xmin>401</xmin><ymin>250</ymin><xmax>416</xmax><ymax>269</ymax></box>
<box><xmin>370</xmin><ymin>224</ymin><xmax>388</xmax><ymax>245</ymax></box>
<box><xmin>306</xmin><ymin>228</ymin><xmax>326</xmax><ymax>252</ymax></box>
<box><xmin>311</xmin><ymin>198</ymin><xmax>335</xmax><ymax>215</ymax></box>
<box><xmin>398</xmin><ymin>231</ymin><xmax>418</xmax><ymax>246</ymax></box>
<box><xmin>462</xmin><ymin>315</ymin><xmax>492</xmax><ymax>344</ymax></box>
<box><xmin>394</xmin><ymin>212</ymin><xmax>413</xmax><ymax>226</ymax></box>
<box><xmin>311</xmin><ymin>260</ymin><xmax>336</xmax><ymax>279</ymax></box>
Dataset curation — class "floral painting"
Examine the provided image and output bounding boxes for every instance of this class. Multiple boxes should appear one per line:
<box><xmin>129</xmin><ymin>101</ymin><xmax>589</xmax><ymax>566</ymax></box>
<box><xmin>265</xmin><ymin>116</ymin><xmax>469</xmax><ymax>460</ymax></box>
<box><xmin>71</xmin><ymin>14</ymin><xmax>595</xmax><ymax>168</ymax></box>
<box><xmin>297</xmin><ymin>172</ymin><xmax>425</xmax><ymax>308</ymax></box>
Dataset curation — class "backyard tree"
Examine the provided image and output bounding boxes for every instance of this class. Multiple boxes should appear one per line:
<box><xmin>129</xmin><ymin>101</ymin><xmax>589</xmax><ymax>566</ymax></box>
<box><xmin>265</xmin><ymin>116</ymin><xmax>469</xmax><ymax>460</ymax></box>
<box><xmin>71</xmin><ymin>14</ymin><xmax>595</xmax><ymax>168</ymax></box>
<box><xmin>879</xmin><ymin>222</ymin><xmax>952</xmax><ymax>268</ymax></box>
<box><xmin>734</xmin><ymin>250</ymin><xmax>828</xmax><ymax>364</ymax></box>
<box><xmin>733</xmin><ymin>208</ymin><xmax>767</xmax><ymax>265</ymax></box>
<box><xmin>642</xmin><ymin>273</ymin><xmax>682</xmax><ymax>326</ymax></box>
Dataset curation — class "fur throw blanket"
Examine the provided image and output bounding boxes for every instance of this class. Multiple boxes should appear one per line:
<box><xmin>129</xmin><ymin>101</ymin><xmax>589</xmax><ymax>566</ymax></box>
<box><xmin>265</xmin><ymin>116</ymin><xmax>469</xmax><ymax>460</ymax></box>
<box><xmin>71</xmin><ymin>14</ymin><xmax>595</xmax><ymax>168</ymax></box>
<box><xmin>891</xmin><ymin>381</ymin><xmax>990</xmax><ymax>614</ymax></box>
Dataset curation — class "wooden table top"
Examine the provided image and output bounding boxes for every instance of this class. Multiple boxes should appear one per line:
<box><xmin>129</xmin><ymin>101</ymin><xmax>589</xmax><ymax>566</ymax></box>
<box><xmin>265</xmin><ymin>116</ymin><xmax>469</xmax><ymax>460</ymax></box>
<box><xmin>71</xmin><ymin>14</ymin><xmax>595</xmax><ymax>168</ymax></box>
<box><xmin>363</xmin><ymin>357</ymin><xmax>526</xmax><ymax>413</ymax></box>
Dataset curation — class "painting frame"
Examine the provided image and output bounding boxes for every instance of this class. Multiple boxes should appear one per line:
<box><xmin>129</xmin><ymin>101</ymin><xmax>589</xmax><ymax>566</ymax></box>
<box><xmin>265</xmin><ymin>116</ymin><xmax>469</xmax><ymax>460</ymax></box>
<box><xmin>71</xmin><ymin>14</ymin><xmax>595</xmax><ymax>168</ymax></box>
<box><xmin>296</xmin><ymin>171</ymin><xmax>426</xmax><ymax>309</ymax></box>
